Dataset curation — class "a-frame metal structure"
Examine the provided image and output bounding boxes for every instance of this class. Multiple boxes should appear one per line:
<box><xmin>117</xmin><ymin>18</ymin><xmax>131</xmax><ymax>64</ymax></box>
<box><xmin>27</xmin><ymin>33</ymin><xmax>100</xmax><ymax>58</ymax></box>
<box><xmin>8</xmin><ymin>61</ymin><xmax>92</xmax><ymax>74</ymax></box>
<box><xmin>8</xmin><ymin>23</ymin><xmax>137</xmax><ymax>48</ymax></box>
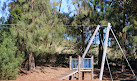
<box><xmin>81</xmin><ymin>23</ymin><xmax>137</xmax><ymax>81</ymax></box>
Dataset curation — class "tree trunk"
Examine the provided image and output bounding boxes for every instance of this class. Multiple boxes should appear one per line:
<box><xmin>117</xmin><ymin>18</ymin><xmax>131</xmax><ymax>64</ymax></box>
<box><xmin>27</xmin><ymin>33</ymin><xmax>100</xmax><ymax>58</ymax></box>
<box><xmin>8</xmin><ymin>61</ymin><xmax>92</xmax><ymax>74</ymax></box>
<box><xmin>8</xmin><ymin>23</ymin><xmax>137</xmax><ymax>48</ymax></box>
<box><xmin>28</xmin><ymin>0</ymin><xmax>35</xmax><ymax>72</ymax></box>
<box><xmin>98</xmin><ymin>29</ymin><xmax>103</xmax><ymax>68</ymax></box>
<box><xmin>29</xmin><ymin>52</ymin><xmax>35</xmax><ymax>71</ymax></box>
<box><xmin>31</xmin><ymin>0</ymin><xmax>34</xmax><ymax>10</ymax></box>
<box><xmin>121</xmin><ymin>7</ymin><xmax>126</xmax><ymax>72</ymax></box>
<box><xmin>121</xmin><ymin>33</ymin><xmax>127</xmax><ymax>72</ymax></box>
<box><xmin>121</xmin><ymin>55</ymin><xmax>126</xmax><ymax>72</ymax></box>
<box><xmin>31</xmin><ymin>0</ymin><xmax>34</xmax><ymax>22</ymax></box>
<box><xmin>81</xmin><ymin>26</ymin><xmax>85</xmax><ymax>53</ymax></box>
<box><xmin>98</xmin><ymin>1</ymin><xmax>104</xmax><ymax>68</ymax></box>
<box><xmin>121</xmin><ymin>46</ymin><xmax>127</xmax><ymax>72</ymax></box>
<box><xmin>59</xmin><ymin>0</ymin><xmax>62</xmax><ymax>12</ymax></box>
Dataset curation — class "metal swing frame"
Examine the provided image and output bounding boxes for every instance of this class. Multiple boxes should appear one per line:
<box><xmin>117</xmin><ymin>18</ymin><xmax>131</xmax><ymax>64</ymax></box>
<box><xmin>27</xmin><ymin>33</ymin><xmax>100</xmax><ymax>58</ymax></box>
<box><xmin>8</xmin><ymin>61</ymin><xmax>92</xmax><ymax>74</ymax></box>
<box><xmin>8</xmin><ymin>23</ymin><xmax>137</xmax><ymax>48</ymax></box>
<box><xmin>81</xmin><ymin>23</ymin><xmax>137</xmax><ymax>81</ymax></box>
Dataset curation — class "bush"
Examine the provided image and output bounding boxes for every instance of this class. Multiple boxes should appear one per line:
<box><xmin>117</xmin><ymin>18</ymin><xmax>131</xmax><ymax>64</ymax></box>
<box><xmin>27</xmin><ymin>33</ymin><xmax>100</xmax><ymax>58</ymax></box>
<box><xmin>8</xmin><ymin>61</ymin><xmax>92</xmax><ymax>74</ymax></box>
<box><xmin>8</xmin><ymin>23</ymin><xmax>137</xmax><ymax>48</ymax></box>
<box><xmin>0</xmin><ymin>34</ymin><xmax>22</xmax><ymax>80</ymax></box>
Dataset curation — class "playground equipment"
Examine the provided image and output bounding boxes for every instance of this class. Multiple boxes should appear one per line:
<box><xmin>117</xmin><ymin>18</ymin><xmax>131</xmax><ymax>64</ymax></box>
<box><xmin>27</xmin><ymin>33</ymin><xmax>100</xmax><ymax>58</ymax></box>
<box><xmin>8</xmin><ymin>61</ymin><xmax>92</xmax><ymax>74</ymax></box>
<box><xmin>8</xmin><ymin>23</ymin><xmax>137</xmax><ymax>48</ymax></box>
<box><xmin>57</xmin><ymin>56</ymin><xmax>94</xmax><ymax>80</ymax></box>
<box><xmin>56</xmin><ymin>23</ymin><xmax>137</xmax><ymax>81</ymax></box>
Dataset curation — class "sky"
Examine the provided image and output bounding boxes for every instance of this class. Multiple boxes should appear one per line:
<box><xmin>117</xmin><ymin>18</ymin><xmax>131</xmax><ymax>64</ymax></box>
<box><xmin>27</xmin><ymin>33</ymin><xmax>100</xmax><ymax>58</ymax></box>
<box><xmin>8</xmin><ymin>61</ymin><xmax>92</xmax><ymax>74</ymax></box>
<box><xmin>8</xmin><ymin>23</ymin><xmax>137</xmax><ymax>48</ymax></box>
<box><xmin>0</xmin><ymin>0</ymin><xmax>11</xmax><ymax>21</ymax></box>
<box><xmin>50</xmin><ymin>0</ymin><xmax>76</xmax><ymax>17</ymax></box>
<box><xmin>0</xmin><ymin>0</ymin><xmax>4</xmax><ymax>18</ymax></box>
<box><xmin>0</xmin><ymin>0</ymin><xmax>76</xmax><ymax>18</ymax></box>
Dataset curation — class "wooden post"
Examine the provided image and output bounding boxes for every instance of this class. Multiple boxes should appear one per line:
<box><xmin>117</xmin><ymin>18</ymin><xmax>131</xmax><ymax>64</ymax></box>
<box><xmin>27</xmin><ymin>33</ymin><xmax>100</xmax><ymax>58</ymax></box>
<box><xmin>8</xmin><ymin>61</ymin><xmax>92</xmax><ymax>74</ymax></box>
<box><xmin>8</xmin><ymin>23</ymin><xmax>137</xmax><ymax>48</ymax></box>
<box><xmin>82</xmin><ymin>72</ymin><xmax>84</xmax><ymax>80</ymax></box>
<box><xmin>78</xmin><ymin>56</ymin><xmax>81</xmax><ymax>80</ymax></box>
<box><xmin>91</xmin><ymin>56</ymin><xmax>94</xmax><ymax>80</ymax></box>
<box><xmin>69</xmin><ymin>56</ymin><xmax>72</xmax><ymax>70</ymax></box>
<box><xmin>82</xmin><ymin>58</ymin><xmax>84</xmax><ymax>69</ymax></box>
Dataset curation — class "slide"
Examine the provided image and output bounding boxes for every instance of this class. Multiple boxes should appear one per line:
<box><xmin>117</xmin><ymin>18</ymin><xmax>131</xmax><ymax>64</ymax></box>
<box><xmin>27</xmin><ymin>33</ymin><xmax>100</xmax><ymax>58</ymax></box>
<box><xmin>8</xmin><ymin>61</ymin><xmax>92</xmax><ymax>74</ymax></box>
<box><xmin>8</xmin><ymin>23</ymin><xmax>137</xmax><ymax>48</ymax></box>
<box><xmin>57</xmin><ymin>69</ymin><xmax>78</xmax><ymax>80</ymax></box>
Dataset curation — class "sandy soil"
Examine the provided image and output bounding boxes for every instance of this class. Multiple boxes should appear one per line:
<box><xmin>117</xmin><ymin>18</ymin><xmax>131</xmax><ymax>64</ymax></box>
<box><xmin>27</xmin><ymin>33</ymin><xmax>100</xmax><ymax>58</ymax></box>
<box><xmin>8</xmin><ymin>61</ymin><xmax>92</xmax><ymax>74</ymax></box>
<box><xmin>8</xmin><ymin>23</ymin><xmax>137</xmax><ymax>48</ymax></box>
<box><xmin>17</xmin><ymin>66</ymin><xmax>136</xmax><ymax>81</ymax></box>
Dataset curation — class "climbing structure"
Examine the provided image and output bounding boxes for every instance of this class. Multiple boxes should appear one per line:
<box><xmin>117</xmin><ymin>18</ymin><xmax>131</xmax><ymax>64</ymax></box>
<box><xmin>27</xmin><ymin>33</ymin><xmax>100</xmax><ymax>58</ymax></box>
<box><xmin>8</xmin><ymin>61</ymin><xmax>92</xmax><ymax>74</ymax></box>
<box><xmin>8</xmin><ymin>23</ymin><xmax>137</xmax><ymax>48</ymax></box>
<box><xmin>56</xmin><ymin>56</ymin><xmax>94</xmax><ymax>80</ymax></box>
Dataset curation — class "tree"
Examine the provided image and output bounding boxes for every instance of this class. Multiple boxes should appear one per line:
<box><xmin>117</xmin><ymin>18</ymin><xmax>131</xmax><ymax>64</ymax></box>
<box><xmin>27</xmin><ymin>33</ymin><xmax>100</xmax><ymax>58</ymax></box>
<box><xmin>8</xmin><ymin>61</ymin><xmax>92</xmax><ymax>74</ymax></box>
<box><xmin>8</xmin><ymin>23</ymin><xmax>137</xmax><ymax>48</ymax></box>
<box><xmin>0</xmin><ymin>30</ymin><xmax>22</xmax><ymax>80</ymax></box>
<box><xmin>0</xmin><ymin>0</ymin><xmax>23</xmax><ymax>80</ymax></box>
<box><xmin>8</xmin><ymin>0</ymin><xmax>66</xmax><ymax>71</ymax></box>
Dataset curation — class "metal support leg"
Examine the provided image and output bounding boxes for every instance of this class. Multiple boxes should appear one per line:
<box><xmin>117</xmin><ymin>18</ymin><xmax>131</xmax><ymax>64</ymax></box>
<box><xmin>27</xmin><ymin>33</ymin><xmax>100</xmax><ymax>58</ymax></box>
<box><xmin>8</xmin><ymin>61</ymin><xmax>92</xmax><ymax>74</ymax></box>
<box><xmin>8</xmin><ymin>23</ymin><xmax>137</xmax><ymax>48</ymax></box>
<box><xmin>99</xmin><ymin>23</ymin><xmax>111</xmax><ymax>81</ymax></box>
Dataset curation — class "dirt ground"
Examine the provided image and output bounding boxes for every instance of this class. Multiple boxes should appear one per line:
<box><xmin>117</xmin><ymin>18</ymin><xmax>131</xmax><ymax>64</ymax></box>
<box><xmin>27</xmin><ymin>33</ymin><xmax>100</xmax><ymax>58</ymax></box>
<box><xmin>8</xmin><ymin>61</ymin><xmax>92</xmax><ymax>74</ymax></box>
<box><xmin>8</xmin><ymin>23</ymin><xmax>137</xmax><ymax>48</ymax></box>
<box><xmin>17</xmin><ymin>66</ymin><xmax>137</xmax><ymax>81</ymax></box>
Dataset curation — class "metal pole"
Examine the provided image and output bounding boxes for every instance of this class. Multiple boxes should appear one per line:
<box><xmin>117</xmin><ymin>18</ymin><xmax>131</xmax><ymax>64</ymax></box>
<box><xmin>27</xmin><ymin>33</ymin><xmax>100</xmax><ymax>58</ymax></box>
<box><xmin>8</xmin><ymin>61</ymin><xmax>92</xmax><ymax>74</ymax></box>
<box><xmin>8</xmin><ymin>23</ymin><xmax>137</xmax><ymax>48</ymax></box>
<box><xmin>99</xmin><ymin>23</ymin><xmax>111</xmax><ymax>81</ymax></box>
<box><xmin>110</xmin><ymin>28</ymin><xmax>137</xmax><ymax>80</ymax></box>
<box><xmin>100</xmin><ymin>33</ymin><xmax>113</xmax><ymax>81</ymax></box>
<box><xmin>105</xmin><ymin>57</ymin><xmax>113</xmax><ymax>81</ymax></box>
<box><xmin>82</xmin><ymin>25</ymin><xmax>100</xmax><ymax>58</ymax></box>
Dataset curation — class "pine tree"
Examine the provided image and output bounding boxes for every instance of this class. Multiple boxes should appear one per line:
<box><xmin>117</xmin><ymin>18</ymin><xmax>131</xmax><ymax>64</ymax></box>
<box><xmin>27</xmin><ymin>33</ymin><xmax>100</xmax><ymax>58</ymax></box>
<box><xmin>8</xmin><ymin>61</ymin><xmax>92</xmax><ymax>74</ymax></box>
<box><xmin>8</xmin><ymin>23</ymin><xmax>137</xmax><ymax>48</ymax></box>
<box><xmin>8</xmin><ymin>0</ymin><xmax>66</xmax><ymax>71</ymax></box>
<box><xmin>0</xmin><ymin>31</ymin><xmax>22</xmax><ymax>80</ymax></box>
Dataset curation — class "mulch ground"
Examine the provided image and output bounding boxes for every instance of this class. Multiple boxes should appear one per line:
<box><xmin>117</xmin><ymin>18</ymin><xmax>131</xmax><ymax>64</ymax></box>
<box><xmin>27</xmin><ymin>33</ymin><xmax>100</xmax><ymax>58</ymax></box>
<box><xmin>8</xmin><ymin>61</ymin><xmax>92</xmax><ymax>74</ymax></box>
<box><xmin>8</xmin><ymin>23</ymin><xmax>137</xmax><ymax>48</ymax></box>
<box><xmin>16</xmin><ymin>66</ymin><xmax>137</xmax><ymax>81</ymax></box>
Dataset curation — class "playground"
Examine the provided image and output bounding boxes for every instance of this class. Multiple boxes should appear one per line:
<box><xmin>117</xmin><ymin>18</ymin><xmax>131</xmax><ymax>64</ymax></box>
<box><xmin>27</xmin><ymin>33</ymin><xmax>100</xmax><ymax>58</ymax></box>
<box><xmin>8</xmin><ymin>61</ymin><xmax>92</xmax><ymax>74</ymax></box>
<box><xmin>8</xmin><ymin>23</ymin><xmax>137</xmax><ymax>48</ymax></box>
<box><xmin>0</xmin><ymin>0</ymin><xmax>137</xmax><ymax>80</ymax></box>
<box><xmin>16</xmin><ymin>23</ymin><xmax>137</xmax><ymax>81</ymax></box>
<box><xmin>17</xmin><ymin>66</ymin><xmax>136</xmax><ymax>80</ymax></box>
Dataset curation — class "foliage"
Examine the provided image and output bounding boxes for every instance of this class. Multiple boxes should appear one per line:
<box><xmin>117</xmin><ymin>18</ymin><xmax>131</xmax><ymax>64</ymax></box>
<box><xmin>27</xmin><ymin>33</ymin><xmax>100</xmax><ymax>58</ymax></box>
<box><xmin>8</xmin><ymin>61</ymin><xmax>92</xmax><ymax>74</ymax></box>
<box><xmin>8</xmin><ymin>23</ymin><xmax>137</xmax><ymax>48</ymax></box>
<box><xmin>123</xmin><ymin>19</ymin><xmax>137</xmax><ymax>57</ymax></box>
<box><xmin>8</xmin><ymin>0</ymin><xmax>66</xmax><ymax>54</ymax></box>
<box><xmin>7</xmin><ymin>0</ymin><xmax>67</xmax><ymax>70</ymax></box>
<box><xmin>0</xmin><ymin>31</ymin><xmax>22</xmax><ymax>80</ymax></box>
